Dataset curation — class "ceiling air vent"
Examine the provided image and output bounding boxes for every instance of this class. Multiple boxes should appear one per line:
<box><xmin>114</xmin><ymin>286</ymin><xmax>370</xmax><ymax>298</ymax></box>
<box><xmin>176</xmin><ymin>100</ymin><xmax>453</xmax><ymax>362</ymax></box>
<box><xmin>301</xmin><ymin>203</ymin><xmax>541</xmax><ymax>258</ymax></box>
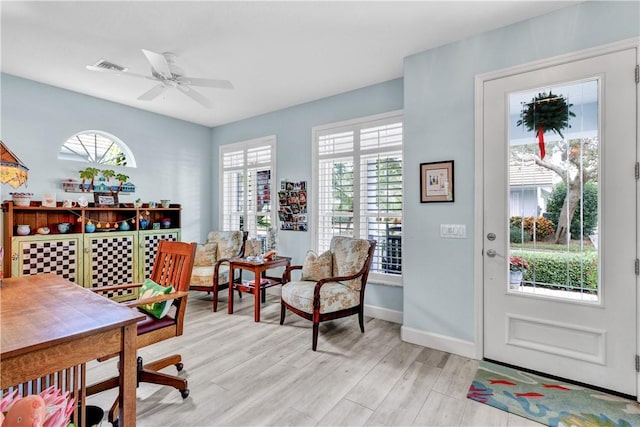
<box><xmin>91</xmin><ymin>59</ymin><xmax>127</xmax><ymax>73</ymax></box>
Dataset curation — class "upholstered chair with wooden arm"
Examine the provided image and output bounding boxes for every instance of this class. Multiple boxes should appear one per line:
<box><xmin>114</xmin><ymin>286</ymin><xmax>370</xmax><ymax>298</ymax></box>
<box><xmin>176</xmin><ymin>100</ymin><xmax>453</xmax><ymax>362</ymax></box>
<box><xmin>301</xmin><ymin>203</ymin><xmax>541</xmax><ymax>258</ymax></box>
<box><xmin>190</xmin><ymin>230</ymin><xmax>248</xmax><ymax>312</ymax></box>
<box><xmin>280</xmin><ymin>236</ymin><xmax>376</xmax><ymax>351</ymax></box>
<box><xmin>87</xmin><ymin>240</ymin><xmax>197</xmax><ymax>426</ymax></box>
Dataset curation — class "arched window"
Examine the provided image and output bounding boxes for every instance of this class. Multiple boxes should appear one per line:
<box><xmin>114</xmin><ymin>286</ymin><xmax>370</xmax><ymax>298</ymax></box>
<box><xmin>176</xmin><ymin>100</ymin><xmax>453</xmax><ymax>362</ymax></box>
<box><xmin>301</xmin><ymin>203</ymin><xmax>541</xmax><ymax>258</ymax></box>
<box><xmin>59</xmin><ymin>131</ymin><xmax>137</xmax><ymax>167</ymax></box>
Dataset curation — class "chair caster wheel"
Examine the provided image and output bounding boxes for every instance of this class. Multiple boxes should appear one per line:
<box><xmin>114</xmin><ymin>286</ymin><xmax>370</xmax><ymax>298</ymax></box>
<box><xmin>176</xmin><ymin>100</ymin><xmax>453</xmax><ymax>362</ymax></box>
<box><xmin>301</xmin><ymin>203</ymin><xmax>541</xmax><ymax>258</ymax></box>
<box><xmin>176</xmin><ymin>362</ymin><xmax>184</xmax><ymax>371</ymax></box>
<box><xmin>180</xmin><ymin>388</ymin><xmax>190</xmax><ymax>399</ymax></box>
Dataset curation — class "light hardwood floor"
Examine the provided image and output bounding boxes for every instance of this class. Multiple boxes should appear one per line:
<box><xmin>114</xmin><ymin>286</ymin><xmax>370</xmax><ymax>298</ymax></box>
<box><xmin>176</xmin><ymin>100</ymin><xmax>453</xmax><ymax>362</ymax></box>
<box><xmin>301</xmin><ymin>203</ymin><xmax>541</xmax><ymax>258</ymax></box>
<box><xmin>86</xmin><ymin>290</ymin><xmax>542</xmax><ymax>426</ymax></box>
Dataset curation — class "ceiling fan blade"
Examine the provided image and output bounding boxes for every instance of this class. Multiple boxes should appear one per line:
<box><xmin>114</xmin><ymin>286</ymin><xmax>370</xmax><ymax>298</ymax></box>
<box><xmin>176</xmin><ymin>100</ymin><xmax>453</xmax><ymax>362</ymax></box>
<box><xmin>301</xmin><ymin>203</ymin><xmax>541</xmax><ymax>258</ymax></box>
<box><xmin>141</xmin><ymin>49</ymin><xmax>172</xmax><ymax>79</ymax></box>
<box><xmin>176</xmin><ymin>77</ymin><xmax>233</xmax><ymax>90</ymax></box>
<box><xmin>137</xmin><ymin>84</ymin><xmax>167</xmax><ymax>101</ymax></box>
<box><xmin>176</xmin><ymin>84</ymin><xmax>212</xmax><ymax>108</ymax></box>
<box><xmin>86</xmin><ymin>65</ymin><xmax>149</xmax><ymax>79</ymax></box>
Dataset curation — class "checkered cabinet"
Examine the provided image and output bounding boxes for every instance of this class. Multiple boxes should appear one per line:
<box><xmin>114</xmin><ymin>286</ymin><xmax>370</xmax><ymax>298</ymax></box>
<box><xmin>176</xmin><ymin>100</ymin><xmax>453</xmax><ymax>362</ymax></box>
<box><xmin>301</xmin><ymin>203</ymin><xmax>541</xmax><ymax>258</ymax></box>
<box><xmin>82</xmin><ymin>230</ymin><xmax>180</xmax><ymax>300</ymax></box>
<box><xmin>83</xmin><ymin>231</ymin><xmax>138</xmax><ymax>300</ymax></box>
<box><xmin>4</xmin><ymin>202</ymin><xmax>182</xmax><ymax>300</ymax></box>
<box><xmin>11</xmin><ymin>230</ymin><xmax>181</xmax><ymax>301</ymax></box>
<box><xmin>12</xmin><ymin>235</ymin><xmax>82</xmax><ymax>283</ymax></box>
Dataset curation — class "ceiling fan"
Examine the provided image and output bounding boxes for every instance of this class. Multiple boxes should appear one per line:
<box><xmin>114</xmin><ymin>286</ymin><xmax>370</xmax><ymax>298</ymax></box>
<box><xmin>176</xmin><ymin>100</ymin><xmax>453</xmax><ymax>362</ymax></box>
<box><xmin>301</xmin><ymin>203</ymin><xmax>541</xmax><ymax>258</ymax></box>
<box><xmin>86</xmin><ymin>49</ymin><xmax>233</xmax><ymax>108</ymax></box>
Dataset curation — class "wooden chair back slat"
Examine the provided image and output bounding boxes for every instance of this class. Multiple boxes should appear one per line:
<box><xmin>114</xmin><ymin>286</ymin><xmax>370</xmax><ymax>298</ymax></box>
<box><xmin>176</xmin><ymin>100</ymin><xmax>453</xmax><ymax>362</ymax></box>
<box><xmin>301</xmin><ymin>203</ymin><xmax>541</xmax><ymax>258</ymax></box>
<box><xmin>150</xmin><ymin>240</ymin><xmax>196</xmax><ymax>292</ymax></box>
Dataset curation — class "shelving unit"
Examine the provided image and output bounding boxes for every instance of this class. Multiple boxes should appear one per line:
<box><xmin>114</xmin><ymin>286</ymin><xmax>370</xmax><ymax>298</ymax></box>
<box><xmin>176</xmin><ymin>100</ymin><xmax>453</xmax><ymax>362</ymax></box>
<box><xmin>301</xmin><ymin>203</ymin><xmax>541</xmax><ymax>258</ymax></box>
<box><xmin>2</xmin><ymin>201</ymin><xmax>181</xmax><ymax>298</ymax></box>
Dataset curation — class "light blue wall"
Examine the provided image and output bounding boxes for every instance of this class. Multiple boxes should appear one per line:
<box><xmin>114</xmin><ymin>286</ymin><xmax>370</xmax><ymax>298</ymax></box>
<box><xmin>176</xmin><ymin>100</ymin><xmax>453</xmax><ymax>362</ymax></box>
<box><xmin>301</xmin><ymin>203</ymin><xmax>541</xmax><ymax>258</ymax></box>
<box><xmin>210</xmin><ymin>79</ymin><xmax>404</xmax><ymax>312</ymax></box>
<box><xmin>403</xmin><ymin>1</ymin><xmax>639</xmax><ymax>342</ymax></box>
<box><xmin>2</xmin><ymin>0</ymin><xmax>636</xmax><ymax>333</ymax></box>
<box><xmin>0</xmin><ymin>74</ymin><xmax>212</xmax><ymax>242</ymax></box>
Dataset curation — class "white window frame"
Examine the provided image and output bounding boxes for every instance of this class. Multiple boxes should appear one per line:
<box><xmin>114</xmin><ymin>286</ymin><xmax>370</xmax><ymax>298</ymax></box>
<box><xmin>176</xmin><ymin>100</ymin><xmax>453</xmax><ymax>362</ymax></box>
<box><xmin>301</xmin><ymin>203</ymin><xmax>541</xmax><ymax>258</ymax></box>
<box><xmin>219</xmin><ymin>135</ymin><xmax>276</xmax><ymax>239</ymax></box>
<box><xmin>312</xmin><ymin>110</ymin><xmax>403</xmax><ymax>286</ymax></box>
<box><xmin>59</xmin><ymin>130</ymin><xmax>136</xmax><ymax>167</ymax></box>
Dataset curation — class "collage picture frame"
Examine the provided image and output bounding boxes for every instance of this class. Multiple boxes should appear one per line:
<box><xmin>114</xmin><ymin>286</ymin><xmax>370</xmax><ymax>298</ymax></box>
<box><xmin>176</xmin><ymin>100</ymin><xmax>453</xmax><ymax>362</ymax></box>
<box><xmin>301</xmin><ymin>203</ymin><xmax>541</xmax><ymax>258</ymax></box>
<box><xmin>278</xmin><ymin>180</ymin><xmax>308</xmax><ymax>231</ymax></box>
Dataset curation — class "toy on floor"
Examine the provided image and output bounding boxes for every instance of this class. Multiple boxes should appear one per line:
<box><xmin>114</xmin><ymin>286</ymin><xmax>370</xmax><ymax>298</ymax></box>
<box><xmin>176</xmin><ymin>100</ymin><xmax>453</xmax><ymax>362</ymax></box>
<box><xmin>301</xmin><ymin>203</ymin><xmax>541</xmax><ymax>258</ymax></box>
<box><xmin>0</xmin><ymin>387</ymin><xmax>76</xmax><ymax>427</ymax></box>
<box><xmin>2</xmin><ymin>395</ymin><xmax>46</xmax><ymax>427</ymax></box>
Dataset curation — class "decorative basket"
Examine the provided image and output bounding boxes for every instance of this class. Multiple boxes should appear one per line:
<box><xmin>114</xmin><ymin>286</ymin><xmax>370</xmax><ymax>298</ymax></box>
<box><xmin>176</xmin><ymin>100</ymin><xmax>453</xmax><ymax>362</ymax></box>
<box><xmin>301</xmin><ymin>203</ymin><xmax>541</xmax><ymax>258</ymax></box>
<box><xmin>10</xmin><ymin>192</ymin><xmax>33</xmax><ymax>207</ymax></box>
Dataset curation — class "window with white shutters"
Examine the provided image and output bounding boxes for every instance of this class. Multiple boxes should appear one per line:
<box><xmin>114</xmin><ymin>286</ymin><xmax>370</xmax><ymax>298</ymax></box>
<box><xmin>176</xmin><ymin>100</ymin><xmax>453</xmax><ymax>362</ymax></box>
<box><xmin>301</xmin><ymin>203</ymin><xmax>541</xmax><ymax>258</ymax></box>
<box><xmin>313</xmin><ymin>113</ymin><xmax>403</xmax><ymax>285</ymax></box>
<box><xmin>220</xmin><ymin>137</ymin><xmax>275</xmax><ymax>244</ymax></box>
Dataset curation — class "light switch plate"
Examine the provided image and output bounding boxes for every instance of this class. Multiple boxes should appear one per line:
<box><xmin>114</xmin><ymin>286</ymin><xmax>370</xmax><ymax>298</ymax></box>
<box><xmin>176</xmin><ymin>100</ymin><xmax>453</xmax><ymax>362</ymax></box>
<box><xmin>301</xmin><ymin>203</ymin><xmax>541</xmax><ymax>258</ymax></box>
<box><xmin>440</xmin><ymin>224</ymin><xmax>466</xmax><ymax>238</ymax></box>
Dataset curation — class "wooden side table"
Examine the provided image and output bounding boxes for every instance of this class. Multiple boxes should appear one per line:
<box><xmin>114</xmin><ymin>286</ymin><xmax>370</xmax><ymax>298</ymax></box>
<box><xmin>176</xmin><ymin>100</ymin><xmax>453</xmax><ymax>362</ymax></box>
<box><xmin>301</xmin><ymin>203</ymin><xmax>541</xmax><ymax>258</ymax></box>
<box><xmin>228</xmin><ymin>256</ymin><xmax>291</xmax><ymax>322</ymax></box>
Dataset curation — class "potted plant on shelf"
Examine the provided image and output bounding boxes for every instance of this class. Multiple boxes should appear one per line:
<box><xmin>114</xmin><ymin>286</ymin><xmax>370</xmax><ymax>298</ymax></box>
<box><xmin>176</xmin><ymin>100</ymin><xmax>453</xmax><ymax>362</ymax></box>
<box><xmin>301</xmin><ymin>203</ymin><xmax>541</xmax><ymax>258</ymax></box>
<box><xmin>509</xmin><ymin>256</ymin><xmax>530</xmax><ymax>289</ymax></box>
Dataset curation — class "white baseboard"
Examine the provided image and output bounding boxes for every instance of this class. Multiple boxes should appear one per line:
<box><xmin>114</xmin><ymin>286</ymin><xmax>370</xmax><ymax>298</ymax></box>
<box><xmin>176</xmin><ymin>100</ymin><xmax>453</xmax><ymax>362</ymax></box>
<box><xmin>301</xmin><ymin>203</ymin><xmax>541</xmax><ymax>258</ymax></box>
<box><xmin>364</xmin><ymin>304</ymin><xmax>403</xmax><ymax>324</ymax></box>
<box><xmin>401</xmin><ymin>325</ymin><xmax>477</xmax><ymax>359</ymax></box>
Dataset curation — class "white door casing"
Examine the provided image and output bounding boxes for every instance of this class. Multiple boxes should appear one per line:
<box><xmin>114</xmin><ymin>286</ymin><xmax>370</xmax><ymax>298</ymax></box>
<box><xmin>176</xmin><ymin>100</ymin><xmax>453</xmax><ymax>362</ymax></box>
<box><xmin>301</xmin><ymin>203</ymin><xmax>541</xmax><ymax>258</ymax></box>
<box><xmin>479</xmin><ymin>45</ymin><xmax>637</xmax><ymax>395</ymax></box>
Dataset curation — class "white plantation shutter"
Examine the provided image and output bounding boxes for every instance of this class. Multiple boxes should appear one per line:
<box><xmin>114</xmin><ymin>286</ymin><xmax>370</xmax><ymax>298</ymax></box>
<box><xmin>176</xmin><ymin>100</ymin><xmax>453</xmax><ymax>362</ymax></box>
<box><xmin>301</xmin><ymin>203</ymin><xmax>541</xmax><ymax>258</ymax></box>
<box><xmin>247</xmin><ymin>145</ymin><xmax>272</xmax><ymax>165</ymax></box>
<box><xmin>221</xmin><ymin>168</ymin><xmax>244</xmax><ymax>231</ymax></box>
<box><xmin>318</xmin><ymin>156</ymin><xmax>355</xmax><ymax>250</ymax></box>
<box><xmin>318</xmin><ymin>130</ymin><xmax>354</xmax><ymax>155</ymax></box>
<box><xmin>360</xmin><ymin>121</ymin><xmax>402</xmax><ymax>150</ymax></box>
<box><xmin>220</xmin><ymin>137</ymin><xmax>275</xmax><ymax>239</ymax></box>
<box><xmin>314</xmin><ymin>114</ymin><xmax>403</xmax><ymax>284</ymax></box>
<box><xmin>359</xmin><ymin>151</ymin><xmax>403</xmax><ymax>275</ymax></box>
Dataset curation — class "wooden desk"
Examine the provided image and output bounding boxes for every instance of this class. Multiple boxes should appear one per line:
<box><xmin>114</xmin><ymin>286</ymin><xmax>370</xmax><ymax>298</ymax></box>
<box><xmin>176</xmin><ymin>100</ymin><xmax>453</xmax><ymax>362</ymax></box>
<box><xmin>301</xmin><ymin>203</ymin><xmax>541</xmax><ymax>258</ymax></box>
<box><xmin>228</xmin><ymin>256</ymin><xmax>291</xmax><ymax>322</ymax></box>
<box><xmin>0</xmin><ymin>274</ymin><xmax>143</xmax><ymax>426</ymax></box>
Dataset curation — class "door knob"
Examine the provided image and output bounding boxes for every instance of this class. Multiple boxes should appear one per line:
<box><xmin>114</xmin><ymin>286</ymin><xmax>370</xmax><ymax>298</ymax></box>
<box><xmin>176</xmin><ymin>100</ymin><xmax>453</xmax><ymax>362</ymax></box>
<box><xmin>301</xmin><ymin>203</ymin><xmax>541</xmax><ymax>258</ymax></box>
<box><xmin>486</xmin><ymin>249</ymin><xmax>497</xmax><ymax>257</ymax></box>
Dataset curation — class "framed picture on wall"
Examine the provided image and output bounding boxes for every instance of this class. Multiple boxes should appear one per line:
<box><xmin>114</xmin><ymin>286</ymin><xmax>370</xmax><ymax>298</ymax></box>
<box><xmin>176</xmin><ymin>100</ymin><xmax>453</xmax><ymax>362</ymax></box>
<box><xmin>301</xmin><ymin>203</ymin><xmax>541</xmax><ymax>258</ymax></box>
<box><xmin>94</xmin><ymin>192</ymin><xmax>119</xmax><ymax>207</ymax></box>
<box><xmin>420</xmin><ymin>160</ymin><xmax>454</xmax><ymax>203</ymax></box>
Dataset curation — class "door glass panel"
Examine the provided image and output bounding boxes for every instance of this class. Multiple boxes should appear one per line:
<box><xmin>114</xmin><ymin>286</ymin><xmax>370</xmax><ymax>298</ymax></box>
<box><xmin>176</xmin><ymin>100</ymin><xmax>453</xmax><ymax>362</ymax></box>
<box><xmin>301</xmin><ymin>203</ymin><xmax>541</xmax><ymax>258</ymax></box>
<box><xmin>508</xmin><ymin>80</ymin><xmax>599</xmax><ymax>302</ymax></box>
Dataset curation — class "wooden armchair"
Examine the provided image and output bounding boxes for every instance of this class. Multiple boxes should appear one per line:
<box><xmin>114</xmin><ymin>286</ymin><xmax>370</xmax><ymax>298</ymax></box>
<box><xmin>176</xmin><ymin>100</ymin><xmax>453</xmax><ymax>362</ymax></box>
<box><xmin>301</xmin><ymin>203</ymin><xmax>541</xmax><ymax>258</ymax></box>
<box><xmin>281</xmin><ymin>236</ymin><xmax>376</xmax><ymax>351</ymax></box>
<box><xmin>190</xmin><ymin>230</ymin><xmax>248</xmax><ymax>311</ymax></box>
<box><xmin>87</xmin><ymin>240</ymin><xmax>197</xmax><ymax>426</ymax></box>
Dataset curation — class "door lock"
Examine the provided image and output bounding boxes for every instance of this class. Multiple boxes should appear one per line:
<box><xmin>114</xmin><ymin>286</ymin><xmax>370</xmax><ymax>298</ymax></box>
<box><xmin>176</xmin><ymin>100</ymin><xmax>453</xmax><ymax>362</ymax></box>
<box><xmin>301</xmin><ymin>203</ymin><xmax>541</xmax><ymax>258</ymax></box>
<box><xmin>487</xmin><ymin>233</ymin><xmax>496</xmax><ymax>241</ymax></box>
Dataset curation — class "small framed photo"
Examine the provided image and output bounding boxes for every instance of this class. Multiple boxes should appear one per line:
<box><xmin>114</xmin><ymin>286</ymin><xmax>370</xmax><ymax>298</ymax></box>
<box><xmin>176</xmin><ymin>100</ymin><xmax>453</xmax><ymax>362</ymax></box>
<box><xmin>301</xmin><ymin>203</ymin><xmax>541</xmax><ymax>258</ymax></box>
<box><xmin>42</xmin><ymin>192</ymin><xmax>56</xmax><ymax>207</ymax></box>
<box><xmin>420</xmin><ymin>160</ymin><xmax>454</xmax><ymax>203</ymax></box>
<box><xmin>94</xmin><ymin>192</ymin><xmax>118</xmax><ymax>207</ymax></box>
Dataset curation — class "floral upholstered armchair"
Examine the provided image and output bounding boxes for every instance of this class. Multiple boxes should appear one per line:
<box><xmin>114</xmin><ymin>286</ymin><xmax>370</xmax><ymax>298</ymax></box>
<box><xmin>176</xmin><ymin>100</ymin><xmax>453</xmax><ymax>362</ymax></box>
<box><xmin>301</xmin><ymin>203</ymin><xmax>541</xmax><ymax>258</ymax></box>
<box><xmin>280</xmin><ymin>236</ymin><xmax>376</xmax><ymax>351</ymax></box>
<box><xmin>190</xmin><ymin>231</ymin><xmax>248</xmax><ymax>312</ymax></box>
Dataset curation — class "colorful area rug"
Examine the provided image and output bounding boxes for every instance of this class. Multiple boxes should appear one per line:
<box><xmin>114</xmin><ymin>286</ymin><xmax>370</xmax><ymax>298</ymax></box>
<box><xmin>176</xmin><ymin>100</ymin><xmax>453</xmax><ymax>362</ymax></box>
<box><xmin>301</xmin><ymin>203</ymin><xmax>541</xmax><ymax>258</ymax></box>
<box><xmin>467</xmin><ymin>360</ymin><xmax>640</xmax><ymax>426</ymax></box>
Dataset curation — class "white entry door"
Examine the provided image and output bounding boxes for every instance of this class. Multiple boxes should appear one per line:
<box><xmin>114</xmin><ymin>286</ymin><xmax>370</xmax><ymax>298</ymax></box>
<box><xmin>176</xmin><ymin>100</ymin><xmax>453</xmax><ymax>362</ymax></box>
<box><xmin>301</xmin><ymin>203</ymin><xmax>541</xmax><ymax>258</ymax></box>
<box><xmin>483</xmin><ymin>47</ymin><xmax>637</xmax><ymax>395</ymax></box>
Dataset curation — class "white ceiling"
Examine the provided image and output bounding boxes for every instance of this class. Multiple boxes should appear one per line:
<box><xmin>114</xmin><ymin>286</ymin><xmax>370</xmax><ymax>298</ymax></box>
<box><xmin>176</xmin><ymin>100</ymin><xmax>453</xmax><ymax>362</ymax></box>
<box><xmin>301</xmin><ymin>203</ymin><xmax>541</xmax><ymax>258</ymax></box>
<box><xmin>1</xmin><ymin>1</ymin><xmax>578</xmax><ymax>128</ymax></box>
